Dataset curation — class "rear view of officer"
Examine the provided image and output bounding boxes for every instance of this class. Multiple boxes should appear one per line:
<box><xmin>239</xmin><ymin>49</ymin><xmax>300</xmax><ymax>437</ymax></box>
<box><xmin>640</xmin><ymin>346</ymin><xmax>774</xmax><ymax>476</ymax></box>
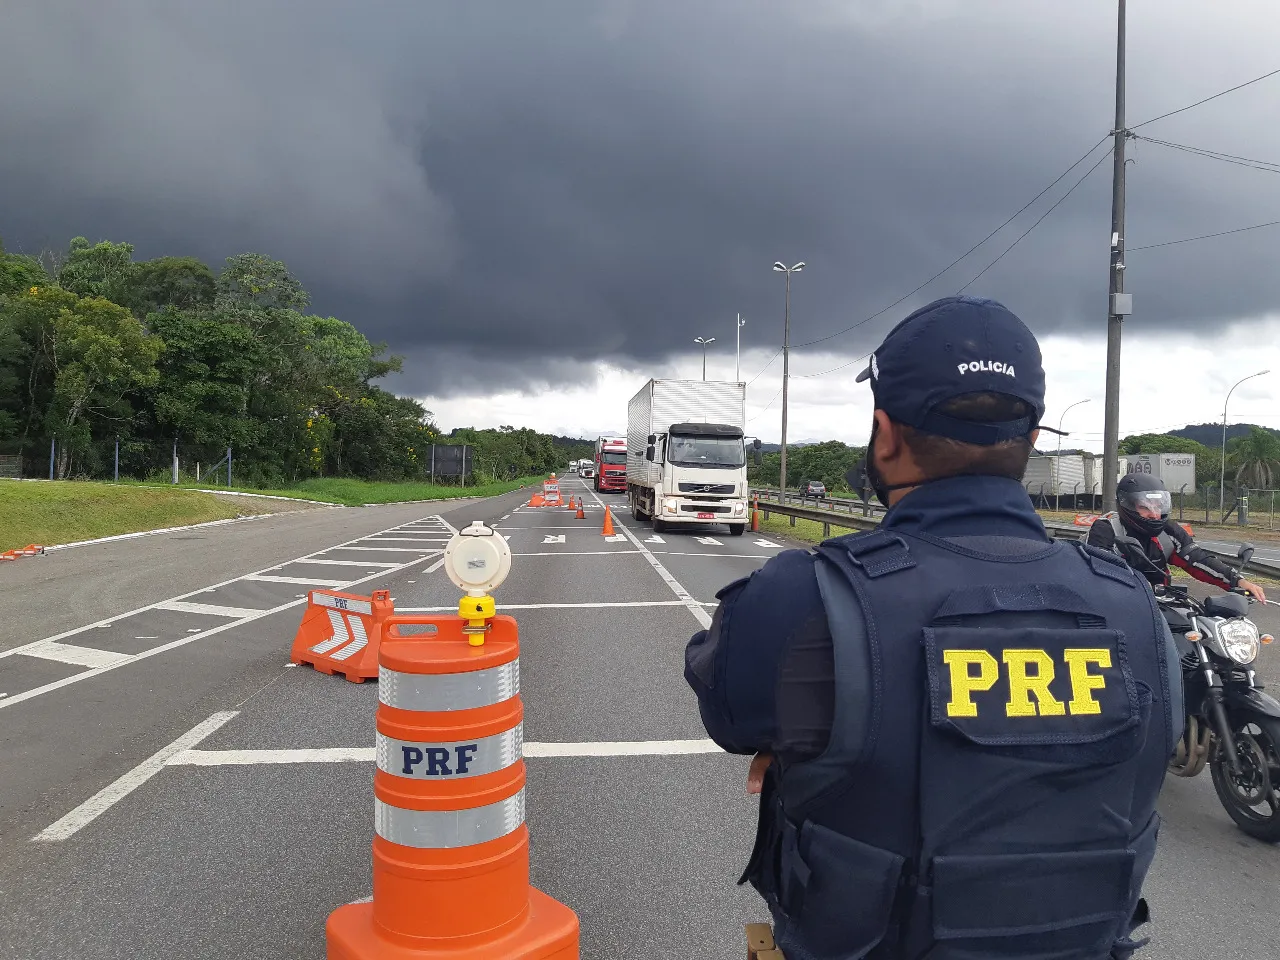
<box><xmin>685</xmin><ymin>296</ymin><xmax>1181</xmax><ymax>960</ymax></box>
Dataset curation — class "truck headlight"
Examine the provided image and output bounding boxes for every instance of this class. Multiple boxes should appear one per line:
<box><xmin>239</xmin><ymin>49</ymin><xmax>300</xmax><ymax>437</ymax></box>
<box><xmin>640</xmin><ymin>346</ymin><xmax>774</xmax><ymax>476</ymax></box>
<box><xmin>664</xmin><ymin>499</ymin><xmax>678</xmax><ymax>515</ymax></box>
<box><xmin>1218</xmin><ymin>619</ymin><xmax>1260</xmax><ymax>665</ymax></box>
<box><xmin>732</xmin><ymin>502</ymin><xmax>745</xmax><ymax>515</ymax></box>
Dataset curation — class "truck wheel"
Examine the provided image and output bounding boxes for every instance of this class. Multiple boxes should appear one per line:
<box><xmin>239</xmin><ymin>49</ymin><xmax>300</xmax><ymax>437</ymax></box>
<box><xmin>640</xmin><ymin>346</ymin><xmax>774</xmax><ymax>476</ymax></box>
<box><xmin>632</xmin><ymin>501</ymin><xmax>647</xmax><ymax>521</ymax></box>
<box><xmin>729</xmin><ymin>524</ymin><xmax>746</xmax><ymax>537</ymax></box>
<box><xmin>652</xmin><ymin>516</ymin><xmax>666</xmax><ymax>533</ymax></box>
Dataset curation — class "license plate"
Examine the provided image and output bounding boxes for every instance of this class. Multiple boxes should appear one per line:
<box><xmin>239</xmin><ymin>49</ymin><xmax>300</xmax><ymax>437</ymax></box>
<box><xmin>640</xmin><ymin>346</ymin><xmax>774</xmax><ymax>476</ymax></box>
<box><xmin>697</xmin><ymin>512</ymin><xmax>714</xmax><ymax>519</ymax></box>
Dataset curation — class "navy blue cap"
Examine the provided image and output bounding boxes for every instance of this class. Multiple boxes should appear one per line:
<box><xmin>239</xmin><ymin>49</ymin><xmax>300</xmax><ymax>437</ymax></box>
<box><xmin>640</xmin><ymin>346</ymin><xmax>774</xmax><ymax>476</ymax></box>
<box><xmin>855</xmin><ymin>296</ymin><xmax>1047</xmax><ymax>445</ymax></box>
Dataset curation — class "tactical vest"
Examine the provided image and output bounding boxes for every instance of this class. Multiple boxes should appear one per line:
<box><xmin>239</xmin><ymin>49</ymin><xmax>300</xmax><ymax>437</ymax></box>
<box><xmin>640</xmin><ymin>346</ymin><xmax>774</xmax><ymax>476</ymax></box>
<box><xmin>744</xmin><ymin>528</ymin><xmax>1174</xmax><ymax>960</ymax></box>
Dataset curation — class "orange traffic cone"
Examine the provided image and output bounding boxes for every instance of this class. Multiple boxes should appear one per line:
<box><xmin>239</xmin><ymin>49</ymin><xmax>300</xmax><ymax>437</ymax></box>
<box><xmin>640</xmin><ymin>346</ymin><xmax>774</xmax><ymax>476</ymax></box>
<box><xmin>575</xmin><ymin>500</ymin><xmax>586</xmax><ymax>520</ymax></box>
<box><xmin>566</xmin><ymin>496</ymin><xmax>576</xmax><ymax>510</ymax></box>
<box><xmin>601</xmin><ymin>507</ymin><xmax>615</xmax><ymax>537</ymax></box>
<box><xmin>529</xmin><ymin>493</ymin><xmax>545</xmax><ymax>507</ymax></box>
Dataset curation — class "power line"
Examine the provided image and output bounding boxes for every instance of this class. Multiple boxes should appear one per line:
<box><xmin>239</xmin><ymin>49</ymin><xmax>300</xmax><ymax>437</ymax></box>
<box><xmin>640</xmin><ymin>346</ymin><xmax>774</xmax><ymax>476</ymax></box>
<box><xmin>745</xmin><ymin>348</ymin><xmax>782</xmax><ymax>386</ymax></box>
<box><xmin>747</xmin><ymin>385</ymin><xmax>784</xmax><ymax>422</ymax></box>
<box><xmin>791</xmin><ymin>135</ymin><xmax>1112</xmax><ymax>350</ymax></box>
<box><xmin>1132</xmin><ymin>67</ymin><xmax>1280</xmax><ymax>129</ymax></box>
<box><xmin>1135</xmin><ymin>134</ymin><xmax>1280</xmax><ymax>174</ymax></box>
<box><xmin>956</xmin><ymin>146</ymin><xmax>1114</xmax><ymax>293</ymax></box>
<box><xmin>1129</xmin><ymin>219</ymin><xmax>1280</xmax><ymax>251</ymax></box>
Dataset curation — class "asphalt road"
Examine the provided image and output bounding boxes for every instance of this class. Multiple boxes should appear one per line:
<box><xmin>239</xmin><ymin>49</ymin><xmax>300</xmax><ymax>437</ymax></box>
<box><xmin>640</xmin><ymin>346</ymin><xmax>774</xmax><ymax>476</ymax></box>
<box><xmin>0</xmin><ymin>477</ymin><xmax>1277</xmax><ymax>960</ymax></box>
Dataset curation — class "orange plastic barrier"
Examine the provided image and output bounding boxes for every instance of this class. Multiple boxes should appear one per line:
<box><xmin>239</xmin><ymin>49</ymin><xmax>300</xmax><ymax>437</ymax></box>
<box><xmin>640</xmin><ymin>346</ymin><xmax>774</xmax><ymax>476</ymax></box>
<box><xmin>601</xmin><ymin>507</ymin><xmax>615</xmax><ymax>537</ymax></box>
<box><xmin>1073</xmin><ymin>514</ymin><xmax>1101</xmax><ymax>527</ymax></box>
<box><xmin>326</xmin><ymin>613</ymin><xmax>579</xmax><ymax>959</ymax></box>
<box><xmin>290</xmin><ymin>589</ymin><xmax>393</xmax><ymax>682</ymax></box>
<box><xmin>542</xmin><ymin>474</ymin><xmax>563</xmax><ymax>508</ymax></box>
<box><xmin>2</xmin><ymin>544</ymin><xmax>45</xmax><ymax>561</ymax></box>
<box><xmin>528</xmin><ymin>493</ymin><xmax>546</xmax><ymax>507</ymax></box>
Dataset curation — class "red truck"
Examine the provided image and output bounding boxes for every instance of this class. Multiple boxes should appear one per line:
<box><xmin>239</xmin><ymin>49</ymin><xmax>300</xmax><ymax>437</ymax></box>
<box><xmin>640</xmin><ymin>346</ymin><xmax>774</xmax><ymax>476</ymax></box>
<box><xmin>594</xmin><ymin>436</ymin><xmax>627</xmax><ymax>493</ymax></box>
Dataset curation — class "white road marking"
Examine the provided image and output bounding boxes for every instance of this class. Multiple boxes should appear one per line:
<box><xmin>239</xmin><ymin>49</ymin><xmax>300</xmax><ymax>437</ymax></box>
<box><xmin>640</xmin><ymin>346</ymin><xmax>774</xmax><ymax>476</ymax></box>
<box><xmin>542</xmin><ymin>535</ymin><xmax>566</xmax><ymax>544</ymax></box>
<box><xmin>32</xmin><ymin>711</ymin><xmax>238</xmax><ymax>841</ymax></box>
<box><xmin>288</xmin><ymin>558</ymin><xmax>400</xmax><ymax>568</ymax></box>
<box><xmin>19</xmin><ymin>643</ymin><xmax>132</xmax><ymax>669</ymax></box>
<box><xmin>325</xmin><ymin>546</ymin><xmax>443</xmax><ymax>553</ymax></box>
<box><xmin>243</xmin><ymin>574</ymin><xmax>351</xmax><ymax>587</ymax></box>
<box><xmin>154</xmin><ymin>600</ymin><xmax>267</xmax><ymax>619</ymax></box>
<box><xmin>493</xmin><ymin>525</ymin><xmax>596</xmax><ymax>530</ymax></box>
<box><xmin>0</xmin><ymin>516</ymin><xmax>443</xmax><ymax>664</ymax></box>
<box><xmin>694</xmin><ymin>536</ymin><xmax>723</xmax><ymax>546</ymax></box>
<box><xmin>586</xmin><ymin>489</ymin><xmax>712</xmax><ymax>630</ymax></box>
<box><xmin>511</xmin><ymin>551</ymin><xmax>642</xmax><ymax>557</ymax></box>
<box><xmin>651</xmin><ymin>551</ymin><xmax>780</xmax><ymax>560</ymax></box>
<box><xmin>363</xmin><ymin>536</ymin><xmax>452</xmax><ymax>543</ymax></box>
<box><xmin>165</xmin><ymin>738</ymin><xmax>723</xmax><ymax>766</ymax></box>
<box><xmin>753</xmin><ymin>539</ymin><xmax>781</xmax><ymax>548</ymax></box>
<box><xmin>605</xmin><ymin>533</ymin><xmax>628</xmax><ymax>542</ymax></box>
<box><xmin>43</xmin><ymin>516</ymin><xmax>274</xmax><ymax>552</ymax></box>
<box><xmin>0</xmin><ymin>524</ymin><xmax>451</xmax><ymax>711</ymax></box>
<box><xmin>644</xmin><ymin>535</ymin><xmax>665</xmax><ymax>544</ymax></box>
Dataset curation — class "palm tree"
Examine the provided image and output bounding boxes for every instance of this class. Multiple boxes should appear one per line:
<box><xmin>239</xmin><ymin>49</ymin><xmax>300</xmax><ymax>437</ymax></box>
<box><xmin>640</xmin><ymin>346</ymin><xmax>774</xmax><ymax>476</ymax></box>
<box><xmin>1229</xmin><ymin>427</ymin><xmax>1280</xmax><ymax>489</ymax></box>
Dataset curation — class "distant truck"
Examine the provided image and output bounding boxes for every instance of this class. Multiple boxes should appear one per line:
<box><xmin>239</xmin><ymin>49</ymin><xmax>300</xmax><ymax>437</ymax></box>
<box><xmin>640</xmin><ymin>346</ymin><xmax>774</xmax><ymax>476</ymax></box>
<box><xmin>578</xmin><ymin>458</ymin><xmax>595</xmax><ymax>479</ymax></box>
<box><xmin>594</xmin><ymin>437</ymin><xmax>627</xmax><ymax>492</ymax></box>
<box><xmin>625</xmin><ymin>379</ymin><xmax>748</xmax><ymax>535</ymax></box>
<box><xmin>569</xmin><ymin>461</ymin><xmax>579</xmax><ymax>474</ymax></box>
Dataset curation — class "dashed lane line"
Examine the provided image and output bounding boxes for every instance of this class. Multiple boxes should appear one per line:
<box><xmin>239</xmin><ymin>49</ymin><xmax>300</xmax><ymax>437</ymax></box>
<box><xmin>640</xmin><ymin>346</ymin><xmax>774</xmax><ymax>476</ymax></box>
<box><xmin>283</xmin><ymin>558</ymin><xmax>401</xmax><ymax>568</ymax></box>
<box><xmin>242</xmin><ymin>574</ymin><xmax>351</xmax><ymax>587</ymax></box>
<box><xmin>0</xmin><ymin>519</ymin><xmax>456</xmax><ymax>711</ymax></box>
<box><xmin>155</xmin><ymin>601</ymin><xmax>271</xmax><ymax>619</ymax></box>
<box><xmin>585</xmin><ymin>489</ymin><xmax>712</xmax><ymax>630</ymax></box>
<box><xmin>165</xmin><ymin>740</ymin><xmax>723</xmax><ymax>767</ymax></box>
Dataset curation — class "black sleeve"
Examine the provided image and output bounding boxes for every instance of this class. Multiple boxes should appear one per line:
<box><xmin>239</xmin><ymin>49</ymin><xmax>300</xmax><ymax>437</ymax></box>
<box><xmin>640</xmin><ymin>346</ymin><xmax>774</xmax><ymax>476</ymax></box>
<box><xmin>1164</xmin><ymin>521</ymin><xmax>1239</xmax><ymax>589</ymax></box>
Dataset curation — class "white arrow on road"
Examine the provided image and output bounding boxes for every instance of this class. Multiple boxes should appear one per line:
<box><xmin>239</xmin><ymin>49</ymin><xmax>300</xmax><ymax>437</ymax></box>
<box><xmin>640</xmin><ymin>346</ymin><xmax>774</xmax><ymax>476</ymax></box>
<box><xmin>753</xmin><ymin>539</ymin><xmax>781</xmax><ymax>548</ymax></box>
<box><xmin>542</xmin><ymin>535</ymin><xmax>566</xmax><ymax>544</ymax></box>
<box><xmin>694</xmin><ymin>536</ymin><xmax>722</xmax><ymax>546</ymax></box>
<box><xmin>645</xmin><ymin>535</ymin><xmax>666</xmax><ymax>544</ymax></box>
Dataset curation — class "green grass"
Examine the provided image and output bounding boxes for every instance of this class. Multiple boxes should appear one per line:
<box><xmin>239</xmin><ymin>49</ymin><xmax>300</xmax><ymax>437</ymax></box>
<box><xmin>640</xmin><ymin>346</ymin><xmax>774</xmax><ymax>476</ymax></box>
<box><xmin>758</xmin><ymin>512</ymin><xmax>867</xmax><ymax>546</ymax></box>
<box><xmin>0</xmin><ymin>481</ymin><xmax>256</xmax><ymax>551</ymax></box>
<box><xmin>120</xmin><ymin>475</ymin><xmax>544</xmax><ymax>507</ymax></box>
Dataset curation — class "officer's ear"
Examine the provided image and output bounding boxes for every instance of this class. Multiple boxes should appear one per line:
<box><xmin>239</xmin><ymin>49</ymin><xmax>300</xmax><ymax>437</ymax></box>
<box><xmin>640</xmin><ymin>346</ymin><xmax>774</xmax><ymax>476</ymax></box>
<box><xmin>873</xmin><ymin>409</ymin><xmax>906</xmax><ymax>461</ymax></box>
<box><xmin>1029</xmin><ymin>428</ymin><xmax>1040</xmax><ymax>447</ymax></box>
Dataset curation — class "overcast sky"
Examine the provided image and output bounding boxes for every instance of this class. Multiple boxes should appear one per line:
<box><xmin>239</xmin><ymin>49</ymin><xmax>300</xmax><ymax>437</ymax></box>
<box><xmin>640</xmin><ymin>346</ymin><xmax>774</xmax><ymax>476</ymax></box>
<box><xmin>2</xmin><ymin>0</ymin><xmax>1278</xmax><ymax>448</ymax></box>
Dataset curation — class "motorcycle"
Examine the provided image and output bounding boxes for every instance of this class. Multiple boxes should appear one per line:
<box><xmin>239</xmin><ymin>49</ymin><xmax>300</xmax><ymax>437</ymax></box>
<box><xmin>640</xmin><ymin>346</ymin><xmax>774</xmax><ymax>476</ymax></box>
<box><xmin>1143</xmin><ymin>542</ymin><xmax>1280</xmax><ymax>842</ymax></box>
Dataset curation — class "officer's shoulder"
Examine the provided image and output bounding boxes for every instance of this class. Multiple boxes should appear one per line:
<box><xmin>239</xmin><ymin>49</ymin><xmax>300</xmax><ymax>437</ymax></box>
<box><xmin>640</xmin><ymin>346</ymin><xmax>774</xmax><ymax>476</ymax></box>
<box><xmin>1072</xmin><ymin>539</ymin><xmax>1144</xmax><ymax>585</ymax></box>
<box><xmin>714</xmin><ymin>546</ymin><xmax>818</xmax><ymax>600</ymax></box>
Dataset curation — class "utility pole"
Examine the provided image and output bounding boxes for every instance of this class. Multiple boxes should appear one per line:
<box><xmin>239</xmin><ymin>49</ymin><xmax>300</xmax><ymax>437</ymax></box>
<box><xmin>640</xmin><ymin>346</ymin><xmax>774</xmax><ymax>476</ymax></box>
<box><xmin>773</xmin><ymin>261</ymin><xmax>805</xmax><ymax>500</ymax></box>
<box><xmin>1102</xmin><ymin>0</ymin><xmax>1131</xmax><ymax>512</ymax></box>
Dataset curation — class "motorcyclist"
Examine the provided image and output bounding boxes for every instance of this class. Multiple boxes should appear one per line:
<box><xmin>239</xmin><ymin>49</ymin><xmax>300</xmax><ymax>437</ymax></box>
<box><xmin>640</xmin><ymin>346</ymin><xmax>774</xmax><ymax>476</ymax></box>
<box><xmin>1086</xmin><ymin>473</ymin><xmax>1268</xmax><ymax>603</ymax></box>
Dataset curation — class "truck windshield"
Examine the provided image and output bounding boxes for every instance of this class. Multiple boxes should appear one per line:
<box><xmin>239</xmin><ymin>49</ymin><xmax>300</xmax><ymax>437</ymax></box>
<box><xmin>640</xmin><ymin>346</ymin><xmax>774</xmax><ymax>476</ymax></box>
<box><xmin>601</xmin><ymin>452</ymin><xmax>626</xmax><ymax>464</ymax></box>
<box><xmin>667</xmin><ymin>434</ymin><xmax>745</xmax><ymax>468</ymax></box>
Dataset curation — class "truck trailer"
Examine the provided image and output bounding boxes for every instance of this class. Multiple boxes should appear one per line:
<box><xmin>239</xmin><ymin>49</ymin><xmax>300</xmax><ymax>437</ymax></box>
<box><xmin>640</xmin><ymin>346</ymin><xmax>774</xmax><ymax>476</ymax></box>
<box><xmin>625</xmin><ymin>379</ymin><xmax>749</xmax><ymax>535</ymax></box>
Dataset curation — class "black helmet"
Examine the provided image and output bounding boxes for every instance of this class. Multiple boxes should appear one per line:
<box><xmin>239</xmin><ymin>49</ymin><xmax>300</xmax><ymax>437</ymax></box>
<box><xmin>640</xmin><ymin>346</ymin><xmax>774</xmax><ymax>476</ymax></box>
<box><xmin>1117</xmin><ymin>472</ymin><xmax>1171</xmax><ymax>537</ymax></box>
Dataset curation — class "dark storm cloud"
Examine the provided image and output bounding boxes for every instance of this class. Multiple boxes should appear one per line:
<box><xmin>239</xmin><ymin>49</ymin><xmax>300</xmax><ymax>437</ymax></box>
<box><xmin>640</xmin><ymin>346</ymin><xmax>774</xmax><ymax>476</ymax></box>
<box><xmin>2</xmin><ymin>0</ymin><xmax>1278</xmax><ymax>397</ymax></box>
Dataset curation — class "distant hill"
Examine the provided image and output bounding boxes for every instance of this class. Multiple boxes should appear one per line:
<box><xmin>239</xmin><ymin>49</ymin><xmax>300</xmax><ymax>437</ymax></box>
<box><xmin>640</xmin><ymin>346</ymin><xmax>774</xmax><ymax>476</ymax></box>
<box><xmin>1168</xmin><ymin>423</ymin><xmax>1278</xmax><ymax>447</ymax></box>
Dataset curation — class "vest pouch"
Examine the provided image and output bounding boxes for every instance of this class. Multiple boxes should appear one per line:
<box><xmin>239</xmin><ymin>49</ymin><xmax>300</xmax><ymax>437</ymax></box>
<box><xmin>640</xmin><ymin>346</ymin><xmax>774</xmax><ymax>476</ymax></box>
<box><xmin>1111</xmin><ymin>812</ymin><xmax>1159</xmax><ymax>960</ymax></box>
<box><xmin>928</xmin><ymin>848</ymin><xmax>1134</xmax><ymax>960</ymax></box>
<box><xmin>774</xmin><ymin>819</ymin><xmax>905</xmax><ymax>960</ymax></box>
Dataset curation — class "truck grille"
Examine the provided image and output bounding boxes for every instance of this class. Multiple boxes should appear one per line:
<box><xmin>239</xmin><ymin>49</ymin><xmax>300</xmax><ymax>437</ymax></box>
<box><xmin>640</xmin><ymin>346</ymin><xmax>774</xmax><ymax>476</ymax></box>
<box><xmin>677</xmin><ymin>483</ymin><xmax>736</xmax><ymax>495</ymax></box>
<box><xmin>679</xmin><ymin>503</ymin><xmax>730</xmax><ymax>514</ymax></box>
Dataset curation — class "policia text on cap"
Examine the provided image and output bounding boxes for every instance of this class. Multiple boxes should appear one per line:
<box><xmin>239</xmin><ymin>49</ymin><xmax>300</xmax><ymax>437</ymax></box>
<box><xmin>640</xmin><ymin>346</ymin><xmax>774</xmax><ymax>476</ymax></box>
<box><xmin>685</xmin><ymin>297</ymin><xmax>1181</xmax><ymax>960</ymax></box>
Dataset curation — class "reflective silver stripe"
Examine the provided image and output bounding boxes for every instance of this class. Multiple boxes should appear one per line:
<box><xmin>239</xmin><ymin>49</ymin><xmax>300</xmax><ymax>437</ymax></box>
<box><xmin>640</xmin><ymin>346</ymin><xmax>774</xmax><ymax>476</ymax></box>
<box><xmin>331</xmin><ymin>614</ymin><xmax>368</xmax><ymax>661</ymax></box>
<box><xmin>314</xmin><ymin>593</ymin><xmax>373</xmax><ymax>617</ymax></box>
<box><xmin>379</xmin><ymin>659</ymin><xmax>519</xmax><ymax>711</ymax></box>
<box><xmin>377</xmin><ymin>725</ymin><xmax>523</xmax><ymax>779</ymax></box>
<box><xmin>374</xmin><ymin>791</ymin><xmax>525</xmax><ymax>849</ymax></box>
<box><xmin>310</xmin><ymin>610</ymin><xmax>350</xmax><ymax>655</ymax></box>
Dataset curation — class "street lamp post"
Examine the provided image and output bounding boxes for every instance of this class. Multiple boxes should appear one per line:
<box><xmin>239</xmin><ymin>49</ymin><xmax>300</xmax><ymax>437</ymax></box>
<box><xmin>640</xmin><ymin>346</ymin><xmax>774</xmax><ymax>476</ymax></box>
<box><xmin>1220</xmin><ymin>369</ymin><xmax>1269</xmax><ymax>511</ymax></box>
<box><xmin>735</xmin><ymin>314</ymin><xmax>746</xmax><ymax>382</ymax></box>
<box><xmin>694</xmin><ymin>337</ymin><xmax>715</xmax><ymax>381</ymax></box>
<box><xmin>1054</xmin><ymin>398</ymin><xmax>1091</xmax><ymax>510</ymax></box>
<box><xmin>772</xmin><ymin>261</ymin><xmax>805</xmax><ymax>500</ymax></box>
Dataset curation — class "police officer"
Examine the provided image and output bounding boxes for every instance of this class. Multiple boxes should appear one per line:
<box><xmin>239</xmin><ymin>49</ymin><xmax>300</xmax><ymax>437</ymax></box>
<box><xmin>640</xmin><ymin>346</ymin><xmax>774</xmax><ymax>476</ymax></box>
<box><xmin>685</xmin><ymin>296</ymin><xmax>1182</xmax><ymax>960</ymax></box>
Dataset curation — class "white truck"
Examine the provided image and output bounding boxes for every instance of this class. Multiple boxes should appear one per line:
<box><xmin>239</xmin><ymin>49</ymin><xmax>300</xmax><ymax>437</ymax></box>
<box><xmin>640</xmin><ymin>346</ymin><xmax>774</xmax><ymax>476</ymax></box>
<box><xmin>626</xmin><ymin>379</ymin><xmax>749</xmax><ymax>536</ymax></box>
<box><xmin>578</xmin><ymin>458</ymin><xmax>595</xmax><ymax>479</ymax></box>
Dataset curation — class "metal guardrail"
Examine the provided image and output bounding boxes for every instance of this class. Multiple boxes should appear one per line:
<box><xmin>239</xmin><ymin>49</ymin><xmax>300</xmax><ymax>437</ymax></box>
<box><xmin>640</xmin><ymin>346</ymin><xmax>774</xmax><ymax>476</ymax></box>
<box><xmin>751</xmin><ymin>488</ymin><xmax>1280</xmax><ymax>580</ymax></box>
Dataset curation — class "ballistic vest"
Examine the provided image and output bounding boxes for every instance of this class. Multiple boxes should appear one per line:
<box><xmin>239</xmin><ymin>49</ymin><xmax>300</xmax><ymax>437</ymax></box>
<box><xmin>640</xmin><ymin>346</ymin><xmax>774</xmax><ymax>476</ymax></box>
<box><xmin>745</xmin><ymin>527</ymin><xmax>1174</xmax><ymax>960</ymax></box>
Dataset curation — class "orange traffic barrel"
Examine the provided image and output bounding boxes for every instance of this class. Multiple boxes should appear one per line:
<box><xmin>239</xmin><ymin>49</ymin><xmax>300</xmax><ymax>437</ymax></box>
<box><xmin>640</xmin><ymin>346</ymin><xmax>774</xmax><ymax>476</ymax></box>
<box><xmin>326</xmin><ymin>612</ymin><xmax>578</xmax><ymax>959</ymax></box>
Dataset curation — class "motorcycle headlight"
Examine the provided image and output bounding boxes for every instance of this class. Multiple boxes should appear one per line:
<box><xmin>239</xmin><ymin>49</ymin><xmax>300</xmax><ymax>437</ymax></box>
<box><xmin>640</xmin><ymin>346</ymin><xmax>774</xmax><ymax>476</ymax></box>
<box><xmin>1217</xmin><ymin>618</ymin><xmax>1260</xmax><ymax>665</ymax></box>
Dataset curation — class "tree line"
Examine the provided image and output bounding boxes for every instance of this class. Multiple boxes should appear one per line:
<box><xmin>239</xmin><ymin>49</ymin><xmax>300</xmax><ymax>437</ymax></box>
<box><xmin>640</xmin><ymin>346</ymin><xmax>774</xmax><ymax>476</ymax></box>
<box><xmin>0</xmin><ymin>237</ymin><xmax>584</xmax><ymax>486</ymax></box>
